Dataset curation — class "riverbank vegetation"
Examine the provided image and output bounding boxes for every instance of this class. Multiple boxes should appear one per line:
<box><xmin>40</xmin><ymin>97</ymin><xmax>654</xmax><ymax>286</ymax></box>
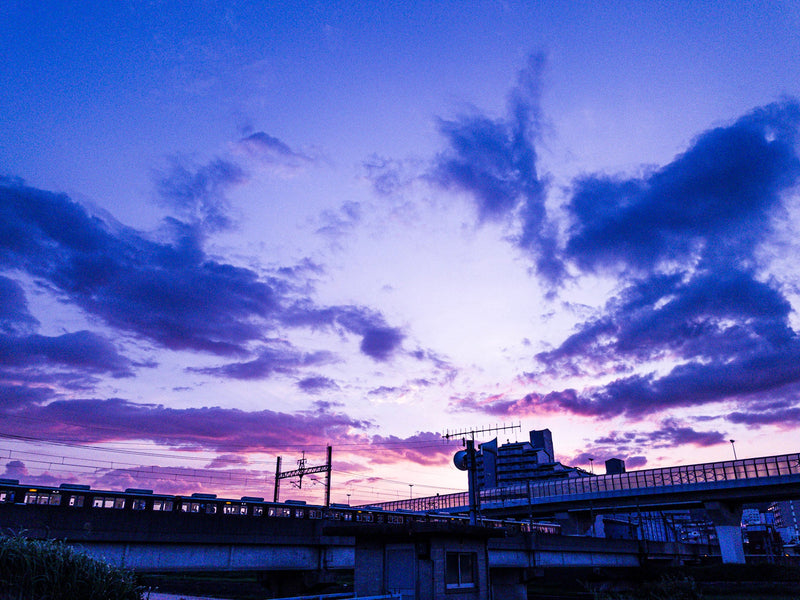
<box><xmin>0</xmin><ymin>534</ymin><xmax>145</xmax><ymax>600</ymax></box>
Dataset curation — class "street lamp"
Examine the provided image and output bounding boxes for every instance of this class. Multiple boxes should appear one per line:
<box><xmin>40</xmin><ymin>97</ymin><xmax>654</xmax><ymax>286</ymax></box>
<box><xmin>346</xmin><ymin>493</ymin><xmax>351</xmax><ymax>506</ymax></box>
<box><xmin>588</xmin><ymin>457</ymin><xmax>594</xmax><ymax>474</ymax></box>
<box><xmin>730</xmin><ymin>439</ymin><xmax>737</xmax><ymax>460</ymax></box>
<box><xmin>409</xmin><ymin>484</ymin><xmax>414</xmax><ymax>499</ymax></box>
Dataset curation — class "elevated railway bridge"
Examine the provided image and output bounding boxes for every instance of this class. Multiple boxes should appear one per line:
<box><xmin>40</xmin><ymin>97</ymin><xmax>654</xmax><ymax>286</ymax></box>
<box><xmin>364</xmin><ymin>452</ymin><xmax>800</xmax><ymax>563</ymax></box>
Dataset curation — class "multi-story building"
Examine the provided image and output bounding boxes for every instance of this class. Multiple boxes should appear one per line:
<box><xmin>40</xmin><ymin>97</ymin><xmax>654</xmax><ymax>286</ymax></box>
<box><xmin>769</xmin><ymin>499</ymin><xmax>800</xmax><ymax>544</ymax></box>
<box><xmin>475</xmin><ymin>428</ymin><xmax>588</xmax><ymax>489</ymax></box>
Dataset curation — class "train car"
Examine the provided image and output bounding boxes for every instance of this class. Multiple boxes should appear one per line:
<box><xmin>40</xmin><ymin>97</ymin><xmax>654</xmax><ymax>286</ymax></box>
<box><xmin>0</xmin><ymin>478</ymin><xmax>561</xmax><ymax>536</ymax></box>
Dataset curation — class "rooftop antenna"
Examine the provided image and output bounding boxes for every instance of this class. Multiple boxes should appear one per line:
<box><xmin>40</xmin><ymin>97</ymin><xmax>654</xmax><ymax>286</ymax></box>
<box><xmin>444</xmin><ymin>423</ymin><xmax>521</xmax><ymax>525</ymax></box>
<box><xmin>274</xmin><ymin>446</ymin><xmax>332</xmax><ymax>506</ymax></box>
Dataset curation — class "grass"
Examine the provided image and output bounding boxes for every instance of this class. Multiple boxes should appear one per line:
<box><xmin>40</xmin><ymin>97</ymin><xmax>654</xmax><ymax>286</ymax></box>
<box><xmin>0</xmin><ymin>533</ymin><xmax>145</xmax><ymax>600</ymax></box>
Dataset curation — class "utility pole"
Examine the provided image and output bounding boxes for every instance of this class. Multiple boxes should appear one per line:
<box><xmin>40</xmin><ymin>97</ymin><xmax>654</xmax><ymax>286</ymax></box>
<box><xmin>273</xmin><ymin>446</ymin><xmax>332</xmax><ymax>506</ymax></box>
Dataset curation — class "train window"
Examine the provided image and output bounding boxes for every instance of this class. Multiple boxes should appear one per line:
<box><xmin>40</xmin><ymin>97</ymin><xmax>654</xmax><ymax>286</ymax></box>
<box><xmin>0</xmin><ymin>491</ymin><xmax>8</xmax><ymax>502</ymax></box>
<box><xmin>355</xmin><ymin>512</ymin><xmax>373</xmax><ymax>522</ymax></box>
<box><xmin>293</xmin><ymin>509</ymin><xmax>305</xmax><ymax>518</ymax></box>
<box><xmin>252</xmin><ymin>506</ymin><xmax>263</xmax><ymax>516</ymax></box>
<box><xmin>342</xmin><ymin>512</ymin><xmax>353</xmax><ymax>521</ymax></box>
<box><xmin>224</xmin><ymin>504</ymin><xmax>247</xmax><ymax>515</ymax></box>
<box><xmin>68</xmin><ymin>495</ymin><xmax>84</xmax><ymax>507</ymax></box>
<box><xmin>93</xmin><ymin>496</ymin><xmax>124</xmax><ymax>509</ymax></box>
<box><xmin>180</xmin><ymin>502</ymin><xmax>201</xmax><ymax>513</ymax></box>
<box><xmin>25</xmin><ymin>492</ymin><xmax>61</xmax><ymax>505</ymax></box>
<box><xmin>153</xmin><ymin>500</ymin><xmax>173</xmax><ymax>511</ymax></box>
<box><xmin>132</xmin><ymin>499</ymin><xmax>147</xmax><ymax>510</ymax></box>
<box><xmin>308</xmin><ymin>509</ymin><xmax>322</xmax><ymax>519</ymax></box>
<box><xmin>388</xmin><ymin>515</ymin><xmax>404</xmax><ymax>524</ymax></box>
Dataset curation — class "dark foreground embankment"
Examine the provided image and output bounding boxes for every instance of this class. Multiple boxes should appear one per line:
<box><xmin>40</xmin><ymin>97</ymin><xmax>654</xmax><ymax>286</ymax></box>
<box><xmin>528</xmin><ymin>563</ymin><xmax>800</xmax><ymax>600</ymax></box>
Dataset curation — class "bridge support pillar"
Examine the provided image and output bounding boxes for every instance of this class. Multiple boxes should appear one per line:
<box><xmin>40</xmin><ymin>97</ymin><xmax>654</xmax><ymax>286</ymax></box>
<box><xmin>490</xmin><ymin>568</ymin><xmax>526</xmax><ymax>600</ymax></box>
<box><xmin>704</xmin><ymin>501</ymin><xmax>745</xmax><ymax>564</ymax></box>
<box><xmin>552</xmin><ymin>511</ymin><xmax>593</xmax><ymax>536</ymax></box>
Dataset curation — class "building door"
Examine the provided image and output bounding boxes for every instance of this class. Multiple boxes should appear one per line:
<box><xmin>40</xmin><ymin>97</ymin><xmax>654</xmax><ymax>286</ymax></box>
<box><xmin>386</xmin><ymin>546</ymin><xmax>415</xmax><ymax>599</ymax></box>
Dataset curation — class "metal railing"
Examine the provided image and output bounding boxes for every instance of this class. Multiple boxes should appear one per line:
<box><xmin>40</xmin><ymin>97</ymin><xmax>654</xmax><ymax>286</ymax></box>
<box><xmin>368</xmin><ymin>452</ymin><xmax>800</xmax><ymax>513</ymax></box>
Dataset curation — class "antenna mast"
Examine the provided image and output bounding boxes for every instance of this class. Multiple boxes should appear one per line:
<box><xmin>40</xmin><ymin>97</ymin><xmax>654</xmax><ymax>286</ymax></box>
<box><xmin>444</xmin><ymin>423</ymin><xmax>521</xmax><ymax>525</ymax></box>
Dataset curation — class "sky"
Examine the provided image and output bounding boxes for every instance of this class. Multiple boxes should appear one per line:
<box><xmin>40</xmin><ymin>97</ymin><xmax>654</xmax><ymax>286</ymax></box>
<box><xmin>1</xmin><ymin>1</ymin><xmax>800</xmax><ymax>505</ymax></box>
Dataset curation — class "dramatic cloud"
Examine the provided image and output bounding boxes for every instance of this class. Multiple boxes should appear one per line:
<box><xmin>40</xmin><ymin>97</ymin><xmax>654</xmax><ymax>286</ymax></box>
<box><xmin>564</xmin><ymin>101</ymin><xmax>800</xmax><ymax>274</ymax></box>
<box><xmin>492</xmin><ymin>100</ymin><xmax>800</xmax><ymax>423</ymax></box>
<box><xmin>431</xmin><ymin>53</ymin><xmax>563</xmax><ymax>283</ymax></box>
<box><xmin>0</xmin><ymin>181</ymin><xmax>276</xmax><ymax>355</ymax></box>
<box><xmin>280</xmin><ymin>303</ymin><xmax>405</xmax><ymax>362</ymax></box>
<box><xmin>0</xmin><ymin>330</ymin><xmax>134</xmax><ymax>378</ymax></box>
<box><xmin>0</xmin><ymin>397</ymin><xmax>370</xmax><ymax>452</ymax></box>
<box><xmin>0</xmin><ymin>180</ymin><xmax>406</xmax><ymax>365</ymax></box>
<box><xmin>0</xmin><ymin>275</ymin><xmax>135</xmax><ymax>388</ymax></box>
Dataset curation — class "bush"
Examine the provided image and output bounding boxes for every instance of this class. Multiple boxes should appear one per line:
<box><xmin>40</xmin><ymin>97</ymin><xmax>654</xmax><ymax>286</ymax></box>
<box><xmin>0</xmin><ymin>534</ymin><xmax>145</xmax><ymax>600</ymax></box>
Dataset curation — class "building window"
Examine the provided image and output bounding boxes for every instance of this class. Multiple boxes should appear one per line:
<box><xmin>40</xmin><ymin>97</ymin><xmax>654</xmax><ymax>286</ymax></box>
<box><xmin>446</xmin><ymin>552</ymin><xmax>476</xmax><ymax>589</ymax></box>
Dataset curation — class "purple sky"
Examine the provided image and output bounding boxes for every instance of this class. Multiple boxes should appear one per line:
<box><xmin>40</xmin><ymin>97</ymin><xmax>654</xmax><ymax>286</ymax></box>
<box><xmin>1</xmin><ymin>1</ymin><xmax>800</xmax><ymax>504</ymax></box>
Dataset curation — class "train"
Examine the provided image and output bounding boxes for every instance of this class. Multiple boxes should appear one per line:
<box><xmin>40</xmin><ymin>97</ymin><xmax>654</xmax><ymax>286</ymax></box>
<box><xmin>0</xmin><ymin>478</ymin><xmax>560</xmax><ymax>535</ymax></box>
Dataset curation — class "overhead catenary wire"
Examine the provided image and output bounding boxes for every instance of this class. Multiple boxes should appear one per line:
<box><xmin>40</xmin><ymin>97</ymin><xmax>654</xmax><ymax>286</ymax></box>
<box><xmin>0</xmin><ymin>428</ymin><xmax>467</xmax><ymax>500</ymax></box>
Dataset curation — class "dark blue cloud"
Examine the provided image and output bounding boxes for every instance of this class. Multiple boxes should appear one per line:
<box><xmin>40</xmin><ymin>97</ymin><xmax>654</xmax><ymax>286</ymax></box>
<box><xmin>359</xmin><ymin>327</ymin><xmax>405</xmax><ymax>362</ymax></box>
<box><xmin>297</xmin><ymin>376</ymin><xmax>340</xmax><ymax>394</ymax></box>
<box><xmin>727</xmin><ymin>406</ymin><xmax>800</xmax><ymax>426</ymax></box>
<box><xmin>497</xmin><ymin>100</ymin><xmax>800</xmax><ymax>424</ymax></box>
<box><xmin>193</xmin><ymin>342</ymin><xmax>336</xmax><ymax>380</ymax></box>
<box><xmin>0</xmin><ymin>180</ymin><xmax>407</xmax><ymax>368</ymax></box>
<box><xmin>538</xmin><ymin>268</ymin><xmax>795</xmax><ymax>372</ymax></box>
<box><xmin>0</xmin><ymin>330</ymin><xmax>134</xmax><ymax>377</ymax></box>
<box><xmin>0</xmin><ymin>383</ymin><xmax>55</xmax><ymax>410</ymax></box>
<box><xmin>280</xmin><ymin>303</ymin><xmax>405</xmax><ymax>362</ymax></box>
<box><xmin>431</xmin><ymin>53</ymin><xmax>563</xmax><ymax>283</ymax></box>
<box><xmin>0</xmin><ymin>275</ymin><xmax>134</xmax><ymax>385</ymax></box>
<box><xmin>0</xmin><ymin>276</ymin><xmax>38</xmax><ymax>335</ymax></box>
<box><xmin>565</xmin><ymin>100</ymin><xmax>800</xmax><ymax>274</ymax></box>
<box><xmin>0</xmin><ymin>181</ymin><xmax>278</xmax><ymax>355</ymax></box>
<box><xmin>0</xmin><ymin>396</ymin><xmax>370</xmax><ymax>452</ymax></box>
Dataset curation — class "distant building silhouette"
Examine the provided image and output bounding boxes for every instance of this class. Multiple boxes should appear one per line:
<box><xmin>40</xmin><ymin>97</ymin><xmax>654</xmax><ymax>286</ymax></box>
<box><xmin>475</xmin><ymin>428</ymin><xmax>590</xmax><ymax>489</ymax></box>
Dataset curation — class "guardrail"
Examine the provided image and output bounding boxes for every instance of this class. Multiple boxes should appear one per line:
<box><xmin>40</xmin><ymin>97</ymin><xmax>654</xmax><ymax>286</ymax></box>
<box><xmin>368</xmin><ymin>452</ymin><xmax>800</xmax><ymax>513</ymax></box>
